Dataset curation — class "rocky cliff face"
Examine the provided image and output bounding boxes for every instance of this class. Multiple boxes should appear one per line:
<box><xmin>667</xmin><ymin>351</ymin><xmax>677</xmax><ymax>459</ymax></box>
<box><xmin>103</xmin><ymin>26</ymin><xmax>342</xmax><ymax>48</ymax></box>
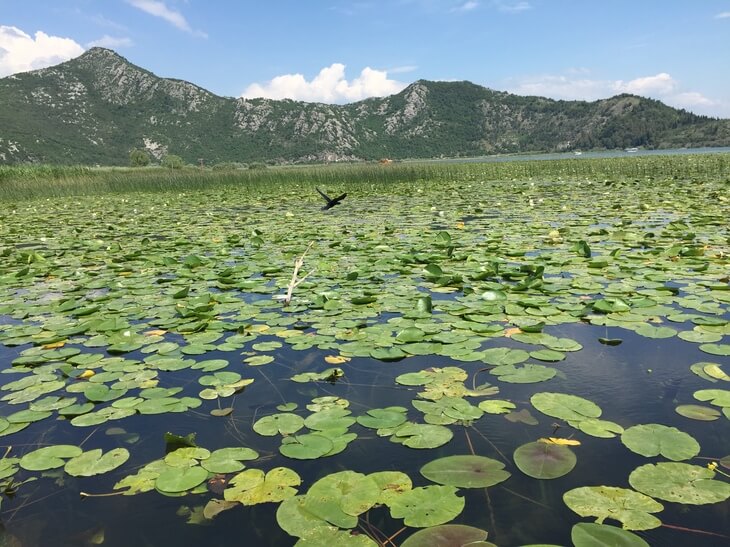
<box><xmin>0</xmin><ymin>48</ymin><xmax>728</xmax><ymax>165</ymax></box>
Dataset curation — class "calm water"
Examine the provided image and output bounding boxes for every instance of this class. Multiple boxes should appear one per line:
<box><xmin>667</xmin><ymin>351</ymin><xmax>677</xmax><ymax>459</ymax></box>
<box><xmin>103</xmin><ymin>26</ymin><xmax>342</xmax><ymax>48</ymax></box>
<box><xmin>410</xmin><ymin>146</ymin><xmax>730</xmax><ymax>164</ymax></box>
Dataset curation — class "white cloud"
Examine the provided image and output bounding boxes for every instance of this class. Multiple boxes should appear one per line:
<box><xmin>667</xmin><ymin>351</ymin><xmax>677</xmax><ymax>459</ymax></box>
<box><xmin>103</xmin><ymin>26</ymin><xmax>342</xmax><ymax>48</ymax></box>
<box><xmin>453</xmin><ymin>1</ymin><xmax>480</xmax><ymax>12</ymax></box>
<box><xmin>126</xmin><ymin>0</ymin><xmax>207</xmax><ymax>37</ymax></box>
<box><xmin>241</xmin><ymin>63</ymin><xmax>407</xmax><ymax>103</ymax></box>
<box><xmin>714</xmin><ymin>11</ymin><xmax>730</xmax><ymax>19</ymax></box>
<box><xmin>613</xmin><ymin>72</ymin><xmax>677</xmax><ymax>95</ymax></box>
<box><xmin>0</xmin><ymin>25</ymin><xmax>84</xmax><ymax>77</ymax></box>
<box><xmin>506</xmin><ymin>71</ymin><xmax>724</xmax><ymax>116</ymax></box>
<box><xmin>86</xmin><ymin>35</ymin><xmax>134</xmax><ymax>49</ymax></box>
<box><xmin>493</xmin><ymin>1</ymin><xmax>531</xmax><ymax>13</ymax></box>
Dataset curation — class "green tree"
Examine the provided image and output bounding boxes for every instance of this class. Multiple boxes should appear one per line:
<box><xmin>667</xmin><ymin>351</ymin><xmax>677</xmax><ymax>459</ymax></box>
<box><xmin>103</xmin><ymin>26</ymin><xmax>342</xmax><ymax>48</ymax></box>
<box><xmin>161</xmin><ymin>154</ymin><xmax>185</xmax><ymax>169</ymax></box>
<box><xmin>129</xmin><ymin>148</ymin><xmax>151</xmax><ymax>167</ymax></box>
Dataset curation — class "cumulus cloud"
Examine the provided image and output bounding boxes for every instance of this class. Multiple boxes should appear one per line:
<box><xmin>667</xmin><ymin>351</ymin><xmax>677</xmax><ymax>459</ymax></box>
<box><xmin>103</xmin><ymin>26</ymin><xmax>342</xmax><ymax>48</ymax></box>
<box><xmin>613</xmin><ymin>72</ymin><xmax>677</xmax><ymax>95</ymax></box>
<box><xmin>506</xmin><ymin>71</ymin><xmax>723</xmax><ymax>116</ymax></box>
<box><xmin>714</xmin><ymin>11</ymin><xmax>730</xmax><ymax>19</ymax></box>
<box><xmin>86</xmin><ymin>35</ymin><xmax>134</xmax><ymax>49</ymax></box>
<box><xmin>126</xmin><ymin>0</ymin><xmax>207</xmax><ymax>37</ymax></box>
<box><xmin>0</xmin><ymin>25</ymin><xmax>84</xmax><ymax>77</ymax></box>
<box><xmin>241</xmin><ymin>63</ymin><xmax>407</xmax><ymax>103</ymax></box>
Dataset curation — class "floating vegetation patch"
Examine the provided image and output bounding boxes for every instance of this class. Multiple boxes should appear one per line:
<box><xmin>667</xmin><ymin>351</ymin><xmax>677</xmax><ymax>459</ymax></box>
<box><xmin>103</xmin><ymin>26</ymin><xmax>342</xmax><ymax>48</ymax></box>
<box><xmin>0</xmin><ymin>156</ymin><xmax>728</xmax><ymax>545</ymax></box>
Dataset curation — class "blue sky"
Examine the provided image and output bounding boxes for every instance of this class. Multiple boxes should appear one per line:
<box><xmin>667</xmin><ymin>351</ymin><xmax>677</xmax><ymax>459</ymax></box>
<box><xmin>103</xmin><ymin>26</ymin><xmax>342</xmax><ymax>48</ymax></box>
<box><xmin>1</xmin><ymin>1</ymin><xmax>729</xmax><ymax>117</ymax></box>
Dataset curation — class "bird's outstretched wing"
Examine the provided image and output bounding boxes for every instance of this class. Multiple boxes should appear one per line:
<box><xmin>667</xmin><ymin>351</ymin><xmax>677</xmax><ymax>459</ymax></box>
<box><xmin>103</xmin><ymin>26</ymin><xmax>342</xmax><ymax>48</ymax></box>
<box><xmin>315</xmin><ymin>187</ymin><xmax>332</xmax><ymax>202</ymax></box>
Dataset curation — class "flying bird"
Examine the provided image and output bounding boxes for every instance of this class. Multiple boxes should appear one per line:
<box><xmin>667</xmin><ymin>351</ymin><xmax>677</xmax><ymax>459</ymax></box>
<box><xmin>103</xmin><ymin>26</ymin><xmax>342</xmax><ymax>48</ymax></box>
<box><xmin>316</xmin><ymin>188</ymin><xmax>347</xmax><ymax>210</ymax></box>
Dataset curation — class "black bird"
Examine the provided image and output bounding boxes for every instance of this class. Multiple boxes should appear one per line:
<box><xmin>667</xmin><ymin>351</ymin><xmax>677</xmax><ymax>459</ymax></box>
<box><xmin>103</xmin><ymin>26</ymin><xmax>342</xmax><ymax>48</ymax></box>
<box><xmin>316</xmin><ymin>188</ymin><xmax>347</xmax><ymax>210</ymax></box>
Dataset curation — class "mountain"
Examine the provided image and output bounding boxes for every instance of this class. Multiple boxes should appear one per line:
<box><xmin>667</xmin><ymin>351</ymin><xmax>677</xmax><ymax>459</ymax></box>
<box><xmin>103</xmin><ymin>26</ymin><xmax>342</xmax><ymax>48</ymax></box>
<box><xmin>1</xmin><ymin>48</ymin><xmax>728</xmax><ymax>165</ymax></box>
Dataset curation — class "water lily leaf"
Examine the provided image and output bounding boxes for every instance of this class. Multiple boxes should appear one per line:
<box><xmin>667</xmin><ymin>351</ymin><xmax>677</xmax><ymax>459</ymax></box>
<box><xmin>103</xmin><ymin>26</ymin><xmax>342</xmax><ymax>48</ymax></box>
<box><xmin>420</xmin><ymin>455</ymin><xmax>510</xmax><ymax>488</ymax></box>
<box><xmin>388</xmin><ymin>485</ymin><xmax>464</xmax><ymax>527</ymax></box>
<box><xmin>634</xmin><ymin>325</ymin><xmax>676</xmax><ymax>339</ymax></box>
<box><xmin>200</xmin><ymin>447</ymin><xmax>258</xmax><ymax>473</ymax></box>
<box><xmin>575</xmin><ymin>418</ymin><xmax>624</xmax><ymax>438</ymax></box>
<box><xmin>393</xmin><ymin>423</ymin><xmax>453</xmax><ymax>449</ymax></box>
<box><xmin>571</xmin><ymin>522</ymin><xmax>649</xmax><ymax>547</ymax></box>
<box><xmin>505</xmin><ymin>408</ymin><xmax>539</xmax><ymax>425</ymax></box>
<box><xmin>253</xmin><ymin>413</ymin><xmax>305</xmax><ymax>436</ymax></box>
<box><xmin>357</xmin><ymin>407</ymin><xmax>407</xmax><ymax>430</ymax></box>
<box><xmin>531</xmin><ymin>392</ymin><xmax>601</xmax><ymax>422</ymax></box>
<box><xmin>156</xmin><ymin>465</ymin><xmax>208</xmax><ymax>493</ymax></box>
<box><xmin>703</xmin><ymin>363</ymin><xmax>730</xmax><ymax>382</ymax></box>
<box><xmin>396</xmin><ymin>327</ymin><xmax>426</xmax><ymax>343</ymax></box>
<box><xmin>370</xmin><ymin>347</ymin><xmax>406</xmax><ymax>361</ymax></box>
<box><xmin>291</xmin><ymin>368</ymin><xmax>343</xmax><ymax>383</ymax></box>
<box><xmin>19</xmin><ymin>445</ymin><xmax>83</xmax><ymax>471</ymax></box>
<box><xmin>540</xmin><ymin>437</ymin><xmax>581</xmax><ymax>446</ymax></box>
<box><xmin>6</xmin><ymin>409</ymin><xmax>52</xmax><ymax>424</ymax></box>
<box><xmin>276</xmin><ymin>495</ymin><xmax>333</xmax><ymax>538</ymax></box>
<box><xmin>309</xmin><ymin>470</ymin><xmax>380</xmax><ymax>522</ymax></box>
<box><xmin>693</xmin><ymin>389</ymin><xmax>730</xmax><ymax>408</ymax></box>
<box><xmin>629</xmin><ymin>462</ymin><xmax>730</xmax><ymax>504</ymax></box>
<box><xmin>244</xmin><ymin>355</ymin><xmax>275</xmax><ymax>366</ymax></box>
<box><xmin>400</xmin><ymin>524</ymin><xmax>489</xmax><ymax>547</ymax></box>
<box><xmin>481</xmin><ymin>347</ymin><xmax>530</xmax><ymax>366</ymax></box>
<box><xmin>563</xmin><ymin>486</ymin><xmax>663</xmax><ymax>530</ymax></box>
<box><xmin>490</xmin><ymin>364</ymin><xmax>556</xmax><ymax>383</ymax></box>
<box><xmin>202</xmin><ymin>499</ymin><xmax>237</xmax><ymax>520</ymax></box>
<box><xmin>513</xmin><ymin>441</ymin><xmax>576</xmax><ymax>479</ymax></box>
<box><xmin>369</xmin><ymin>471</ymin><xmax>413</xmax><ymax>505</ymax></box>
<box><xmin>164</xmin><ymin>447</ymin><xmax>211</xmax><ymax>468</ymax></box>
<box><xmin>224</xmin><ymin>467</ymin><xmax>301</xmax><ymax>505</ymax></box>
<box><xmin>529</xmin><ymin>349</ymin><xmax>565</xmax><ymax>362</ymax></box>
<box><xmin>478</xmin><ymin>399</ymin><xmax>516</xmax><ymax>414</ymax></box>
<box><xmin>699</xmin><ymin>343</ymin><xmax>730</xmax><ymax>356</ymax></box>
<box><xmin>675</xmin><ymin>404</ymin><xmax>721</xmax><ymax>421</ymax></box>
<box><xmin>64</xmin><ymin>448</ymin><xmax>130</xmax><ymax>477</ymax></box>
<box><xmin>280</xmin><ymin>433</ymin><xmax>333</xmax><ymax>459</ymax></box>
<box><xmin>621</xmin><ymin>424</ymin><xmax>700</xmax><ymax>461</ymax></box>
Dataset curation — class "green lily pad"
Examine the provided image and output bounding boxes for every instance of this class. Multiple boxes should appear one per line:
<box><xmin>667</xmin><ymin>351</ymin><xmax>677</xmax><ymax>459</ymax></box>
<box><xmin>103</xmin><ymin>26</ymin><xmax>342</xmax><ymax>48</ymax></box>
<box><xmin>400</xmin><ymin>524</ymin><xmax>489</xmax><ymax>547</ymax></box>
<box><xmin>224</xmin><ymin>467</ymin><xmax>301</xmax><ymax>505</ymax></box>
<box><xmin>675</xmin><ymin>404</ymin><xmax>721</xmax><ymax>421</ymax></box>
<box><xmin>563</xmin><ymin>486</ymin><xmax>663</xmax><ymax>530</ymax></box>
<box><xmin>571</xmin><ymin>522</ymin><xmax>649</xmax><ymax>547</ymax></box>
<box><xmin>420</xmin><ymin>455</ymin><xmax>510</xmax><ymax>488</ymax></box>
<box><xmin>621</xmin><ymin>424</ymin><xmax>700</xmax><ymax>461</ymax></box>
<box><xmin>490</xmin><ymin>363</ymin><xmax>556</xmax><ymax>384</ymax></box>
<box><xmin>629</xmin><ymin>462</ymin><xmax>730</xmax><ymax>504</ymax></box>
<box><xmin>699</xmin><ymin>343</ymin><xmax>730</xmax><ymax>356</ymax></box>
<box><xmin>200</xmin><ymin>447</ymin><xmax>258</xmax><ymax>473</ymax></box>
<box><xmin>634</xmin><ymin>324</ymin><xmax>676</xmax><ymax>339</ymax></box>
<box><xmin>513</xmin><ymin>441</ymin><xmax>576</xmax><ymax>479</ymax></box>
<box><xmin>280</xmin><ymin>433</ymin><xmax>334</xmax><ymax>460</ymax></box>
<box><xmin>530</xmin><ymin>392</ymin><xmax>601</xmax><ymax>422</ymax></box>
<box><xmin>393</xmin><ymin>423</ymin><xmax>453</xmax><ymax>449</ymax></box>
<box><xmin>357</xmin><ymin>407</ymin><xmax>408</xmax><ymax>430</ymax></box>
<box><xmin>481</xmin><ymin>347</ymin><xmax>530</xmax><ymax>366</ymax></box>
<box><xmin>253</xmin><ymin>413</ymin><xmax>305</xmax><ymax>436</ymax></box>
<box><xmin>64</xmin><ymin>448</ymin><xmax>130</xmax><ymax>477</ymax></box>
<box><xmin>155</xmin><ymin>465</ymin><xmax>209</xmax><ymax>493</ymax></box>
<box><xmin>478</xmin><ymin>399</ymin><xmax>516</xmax><ymax>414</ymax></box>
<box><xmin>388</xmin><ymin>485</ymin><xmax>464</xmax><ymax>527</ymax></box>
<box><xmin>19</xmin><ymin>445</ymin><xmax>83</xmax><ymax>471</ymax></box>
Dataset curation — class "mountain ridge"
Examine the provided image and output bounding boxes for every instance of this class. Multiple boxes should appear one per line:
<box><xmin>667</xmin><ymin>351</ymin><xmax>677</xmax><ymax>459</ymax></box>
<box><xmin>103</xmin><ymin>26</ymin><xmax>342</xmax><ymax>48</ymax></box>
<box><xmin>1</xmin><ymin>47</ymin><xmax>728</xmax><ymax>165</ymax></box>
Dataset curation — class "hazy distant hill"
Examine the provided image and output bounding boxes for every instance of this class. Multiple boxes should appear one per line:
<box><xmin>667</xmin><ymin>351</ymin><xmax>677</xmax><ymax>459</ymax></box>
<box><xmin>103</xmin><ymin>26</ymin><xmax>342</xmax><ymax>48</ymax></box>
<box><xmin>1</xmin><ymin>48</ymin><xmax>728</xmax><ymax>165</ymax></box>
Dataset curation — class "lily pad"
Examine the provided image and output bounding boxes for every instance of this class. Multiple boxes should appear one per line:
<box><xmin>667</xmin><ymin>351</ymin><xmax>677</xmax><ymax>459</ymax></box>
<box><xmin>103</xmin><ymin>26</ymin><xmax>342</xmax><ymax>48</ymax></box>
<box><xmin>571</xmin><ymin>522</ymin><xmax>649</xmax><ymax>547</ymax></box>
<box><xmin>393</xmin><ymin>423</ymin><xmax>453</xmax><ymax>449</ymax></box>
<box><xmin>19</xmin><ymin>445</ymin><xmax>83</xmax><ymax>471</ymax></box>
<box><xmin>490</xmin><ymin>363</ymin><xmax>556</xmax><ymax>384</ymax></box>
<box><xmin>629</xmin><ymin>462</ymin><xmax>730</xmax><ymax>504</ymax></box>
<box><xmin>530</xmin><ymin>392</ymin><xmax>601</xmax><ymax>422</ymax></box>
<box><xmin>621</xmin><ymin>424</ymin><xmax>700</xmax><ymax>461</ymax></box>
<box><xmin>420</xmin><ymin>455</ymin><xmax>510</xmax><ymax>488</ymax></box>
<box><xmin>675</xmin><ymin>404</ymin><xmax>721</xmax><ymax>421</ymax></box>
<box><xmin>224</xmin><ymin>467</ymin><xmax>301</xmax><ymax>505</ymax></box>
<box><xmin>513</xmin><ymin>441</ymin><xmax>576</xmax><ymax>479</ymax></box>
<box><xmin>563</xmin><ymin>486</ymin><xmax>663</xmax><ymax>530</ymax></box>
<box><xmin>155</xmin><ymin>465</ymin><xmax>209</xmax><ymax>493</ymax></box>
<box><xmin>400</xmin><ymin>524</ymin><xmax>489</xmax><ymax>547</ymax></box>
<box><xmin>388</xmin><ymin>485</ymin><xmax>465</xmax><ymax>527</ymax></box>
<box><xmin>64</xmin><ymin>448</ymin><xmax>130</xmax><ymax>477</ymax></box>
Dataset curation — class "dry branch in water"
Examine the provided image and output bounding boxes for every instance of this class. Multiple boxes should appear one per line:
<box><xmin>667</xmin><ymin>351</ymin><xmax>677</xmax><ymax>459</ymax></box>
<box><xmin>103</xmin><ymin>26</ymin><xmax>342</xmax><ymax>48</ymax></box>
<box><xmin>283</xmin><ymin>242</ymin><xmax>315</xmax><ymax>305</ymax></box>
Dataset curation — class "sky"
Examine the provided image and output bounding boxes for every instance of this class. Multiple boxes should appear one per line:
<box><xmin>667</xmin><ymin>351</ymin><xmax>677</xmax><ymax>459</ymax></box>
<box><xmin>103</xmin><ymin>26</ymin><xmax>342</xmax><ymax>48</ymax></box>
<box><xmin>1</xmin><ymin>1</ymin><xmax>729</xmax><ymax>117</ymax></box>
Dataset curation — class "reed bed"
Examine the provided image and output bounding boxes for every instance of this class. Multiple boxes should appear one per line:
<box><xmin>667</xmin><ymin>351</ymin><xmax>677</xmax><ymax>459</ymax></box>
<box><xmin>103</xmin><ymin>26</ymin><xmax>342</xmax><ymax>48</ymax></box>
<box><xmin>1</xmin><ymin>152</ymin><xmax>728</xmax><ymax>201</ymax></box>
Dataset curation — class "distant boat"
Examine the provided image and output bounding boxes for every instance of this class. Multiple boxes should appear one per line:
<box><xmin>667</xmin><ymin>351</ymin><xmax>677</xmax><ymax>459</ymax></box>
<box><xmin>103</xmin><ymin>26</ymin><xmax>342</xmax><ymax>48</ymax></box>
<box><xmin>573</xmin><ymin>151</ymin><xmax>583</xmax><ymax>156</ymax></box>
<box><xmin>625</xmin><ymin>147</ymin><xmax>639</xmax><ymax>153</ymax></box>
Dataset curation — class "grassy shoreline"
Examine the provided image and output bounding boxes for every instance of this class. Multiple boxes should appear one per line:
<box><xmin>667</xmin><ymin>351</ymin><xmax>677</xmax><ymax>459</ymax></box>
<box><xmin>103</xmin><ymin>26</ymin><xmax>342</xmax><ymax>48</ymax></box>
<box><xmin>1</xmin><ymin>152</ymin><xmax>728</xmax><ymax>201</ymax></box>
